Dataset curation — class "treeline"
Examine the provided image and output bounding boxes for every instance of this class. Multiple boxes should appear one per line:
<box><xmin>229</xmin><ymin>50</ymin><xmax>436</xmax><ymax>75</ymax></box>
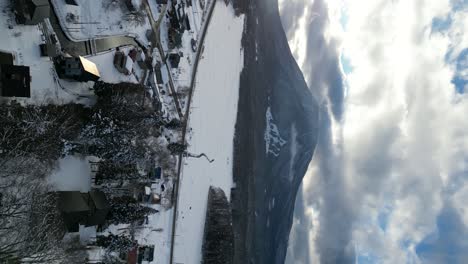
<box><xmin>0</xmin><ymin>82</ymin><xmax>179</xmax><ymax>262</ymax></box>
<box><xmin>202</xmin><ymin>186</ymin><xmax>234</xmax><ymax>264</ymax></box>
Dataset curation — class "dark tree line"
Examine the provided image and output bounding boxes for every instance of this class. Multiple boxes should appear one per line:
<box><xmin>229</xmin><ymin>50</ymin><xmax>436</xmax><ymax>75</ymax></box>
<box><xmin>0</xmin><ymin>102</ymin><xmax>88</xmax><ymax>162</ymax></box>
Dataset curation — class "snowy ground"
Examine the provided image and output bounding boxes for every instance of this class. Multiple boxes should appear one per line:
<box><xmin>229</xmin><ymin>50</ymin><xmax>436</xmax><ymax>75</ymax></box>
<box><xmin>171</xmin><ymin>3</ymin><xmax>245</xmax><ymax>263</ymax></box>
<box><xmin>50</xmin><ymin>0</ymin><xmax>151</xmax><ymax>45</ymax></box>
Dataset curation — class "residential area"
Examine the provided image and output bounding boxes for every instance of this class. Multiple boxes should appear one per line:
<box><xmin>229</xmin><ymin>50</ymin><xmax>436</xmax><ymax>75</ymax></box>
<box><xmin>0</xmin><ymin>0</ymin><xmax>226</xmax><ymax>263</ymax></box>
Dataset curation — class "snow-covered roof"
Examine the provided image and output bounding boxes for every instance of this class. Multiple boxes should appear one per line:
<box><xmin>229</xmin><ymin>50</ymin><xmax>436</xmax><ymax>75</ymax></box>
<box><xmin>125</xmin><ymin>55</ymin><xmax>134</xmax><ymax>73</ymax></box>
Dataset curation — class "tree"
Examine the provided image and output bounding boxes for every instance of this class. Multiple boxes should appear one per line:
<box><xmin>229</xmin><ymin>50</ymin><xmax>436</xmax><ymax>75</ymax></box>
<box><xmin>94</xmin><ymin>160</ymin><xmax>140</xmax><ymax>186</ymax></box>
<box><xmin>107</xmin><ymin>196</ymin><xmax>158</xmax><ymax>225</ymax></box>
<box><xmin>0</xmin><ymin>157</ymin><xmax>67</xmax><ymax>263</ymax></box>
<box><xmin>96</xmin><ymin>234</ymin><xmax>136</xmax><ymax>253</ymax></box>
<box><xmin>0</xmin><ymin>102</ymin><xmax>88</xmax><ymax>161</ymax></box>
<box><xmin>167</xmin><ymin>142</ymin><xmax>187</xmax><ymax>155</ymax></box>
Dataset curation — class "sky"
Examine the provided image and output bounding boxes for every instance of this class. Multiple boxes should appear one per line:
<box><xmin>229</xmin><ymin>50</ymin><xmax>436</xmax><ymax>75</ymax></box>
<box><xmin>279</xmin><ymin>0</ymin><xmax>468</xmax><ymax>263</ymax></box>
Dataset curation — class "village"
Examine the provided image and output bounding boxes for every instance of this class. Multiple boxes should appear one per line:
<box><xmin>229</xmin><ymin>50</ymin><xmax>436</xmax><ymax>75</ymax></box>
<box><xmin>0</xmin><ymin>0</ymin><xmax>222</xmax><ymax>263</ymax></box>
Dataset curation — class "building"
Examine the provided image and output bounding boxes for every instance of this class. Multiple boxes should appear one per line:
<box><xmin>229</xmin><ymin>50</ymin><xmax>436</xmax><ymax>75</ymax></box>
<box><xmin>0</xmin><ymin>64</ymin><xmax>31</xmax><ymax>98</ymax></box>
<box><xmin>14</xmin><ymin>0</ymin><xmax>50</xmax><ymax>25</ymax></box>
<box><xmin>58</xmin><ymin>190</ymin><xmax>110</xmax><ymax>232</ymax></box>
<box><xmin>54</xmin><ymin>55</ymin><xmax>100</xmax><ymax>82</ymax></box>
<box><xmin>156</xmin><ymin>0</ymin><xmax>168</xmax><ymax>4</ymax></box>
<box><xmin>168</xmin><ymin>53</ymin><xmax>181</xmax><ymax>68</ymax></box>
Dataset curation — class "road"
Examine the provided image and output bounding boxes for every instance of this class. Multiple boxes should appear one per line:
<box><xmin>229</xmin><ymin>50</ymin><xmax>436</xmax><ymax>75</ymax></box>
<box><xmin>143</xmin><ymin>0</ymin><xmax>185</xmax><ymax>120</ymax></box>
<box><xmin>168</xmin><ymin>0</ymin><xmax>218</xmax><ymax>263</ymax></box>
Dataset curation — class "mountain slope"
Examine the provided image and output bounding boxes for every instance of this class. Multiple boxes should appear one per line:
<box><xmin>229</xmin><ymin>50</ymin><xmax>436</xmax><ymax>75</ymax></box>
<box><xmin>232</xmin><ymin>0</ymin><xmax>320</xmax><ymax>263</ymax></box>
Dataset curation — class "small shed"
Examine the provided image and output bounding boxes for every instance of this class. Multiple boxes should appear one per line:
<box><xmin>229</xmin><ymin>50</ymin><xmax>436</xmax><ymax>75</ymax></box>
<box><xmin>137</xmin><ymin>246</ymin><xmax>155</xmax><ymax>262</ymax></box>
<box><xmin>14</xmin><ymin>0</ymin><xmax>50</xmax><ymax>25</ymax></box>
<box><xmin>54</xmin><ymin>55</ymin><xmax>101</xmax><ymax>82</ymax></box>
<box><xmin>168</xmin><ymin>53</ymin><xmax>181</xmax><ymax>68</ymax></box>
<box><xmin>113</xmin><ymin>50</ymin><xmax>129</xmax><ymax>75</ymax></box>
<box><xmin>0</xmin><ymin>51</ymin><xmax>14</xmax><ymax>65</ymax></box>
<box><xmin>0</xmin><ymin>64</ymin><xmax>31</xmax><ymax>98</ymax></box>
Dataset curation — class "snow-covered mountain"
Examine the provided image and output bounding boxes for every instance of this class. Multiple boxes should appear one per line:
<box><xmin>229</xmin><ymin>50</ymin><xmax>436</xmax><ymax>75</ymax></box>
<box><xmin>231</xmin><ymin>0</ymin><xmax>320</xmax><ymax>263</ymax></box>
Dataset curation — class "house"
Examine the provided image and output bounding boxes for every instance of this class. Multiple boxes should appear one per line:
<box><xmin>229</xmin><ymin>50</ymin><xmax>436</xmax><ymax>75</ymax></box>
<box><xmin>168</xmin><ymin>53</ymin><xmax>181</xmax><ymax>68</ymax></box>
<box><xmin>0</xmin><ymin>64</ymin><xmax>31</xmax><ymax>98</ymax></box>
<box><xmin>58</xmin><ymin>190</ymin><xmax>110</xmax><ymax>232</ymax></box>
<box><xmin>14</xmin><ymin>0</ymin><xmax>50</xmax><ymax>25</ymax></box>
<box><xmin>54</xmin><ymin>55</ymin><xmax>101</xmax><ymax>82</ymax></box>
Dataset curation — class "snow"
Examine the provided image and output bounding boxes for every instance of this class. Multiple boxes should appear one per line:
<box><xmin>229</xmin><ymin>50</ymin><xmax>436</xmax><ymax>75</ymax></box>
<box><xmin>172</xmin><ymin>3</ymin><xmax>245</xmax><ymax>264</ymax></box>
<box><xmin>264</xmin><ymin>106</ymin><xmax>287</xmax><ymax>156</ymax></box>
<box><xmin>50</xmin><ymin>0</ymin><xmax>150</xmax><ymax>44</ymax></box>
<box><xmin>47</xmin><ymin>156</ymin><xmax>91</xmax><ymax>192</ymax></box>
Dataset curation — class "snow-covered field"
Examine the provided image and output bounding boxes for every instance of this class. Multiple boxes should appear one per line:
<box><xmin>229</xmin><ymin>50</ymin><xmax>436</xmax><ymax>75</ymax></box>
<box><xmin>172</xmin><ymin>3</ymin><xmax>245</xmax><ymax>263</ymax></box>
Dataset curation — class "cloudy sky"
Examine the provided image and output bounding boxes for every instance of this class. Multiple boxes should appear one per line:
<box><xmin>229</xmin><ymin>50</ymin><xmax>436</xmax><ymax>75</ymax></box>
<box><xmin>279</xmin><ymin>0</ymin><xmax>468</xmax><ymax>263</ymax></box>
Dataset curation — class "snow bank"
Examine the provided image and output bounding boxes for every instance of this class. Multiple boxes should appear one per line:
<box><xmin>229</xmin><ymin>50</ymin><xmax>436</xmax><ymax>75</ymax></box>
<box><xmin>264</xmin><ymin>106</ymin><xmax>286</xmax><ymax>156</ymax></box>
<box><xmin>47</xmin><ymin>156</ymin><xmax>91</xmax><ymax>192</ymax></box>
<box><xmin>172</xmin><ymin>3</ymin><xmax>245</xmax><ymax>264</ymax></box>
<box><xmin>86</xmin><ymin>47</ymin><xmax>139</xmax><ymax>84</ymax></box>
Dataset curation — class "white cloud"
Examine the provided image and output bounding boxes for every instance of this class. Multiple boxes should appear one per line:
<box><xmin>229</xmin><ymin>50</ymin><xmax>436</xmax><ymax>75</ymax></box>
<box><xmin>283</xmin><ymin>0</ymin><xmax>468</xmax><ymax>262</ymax></box>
